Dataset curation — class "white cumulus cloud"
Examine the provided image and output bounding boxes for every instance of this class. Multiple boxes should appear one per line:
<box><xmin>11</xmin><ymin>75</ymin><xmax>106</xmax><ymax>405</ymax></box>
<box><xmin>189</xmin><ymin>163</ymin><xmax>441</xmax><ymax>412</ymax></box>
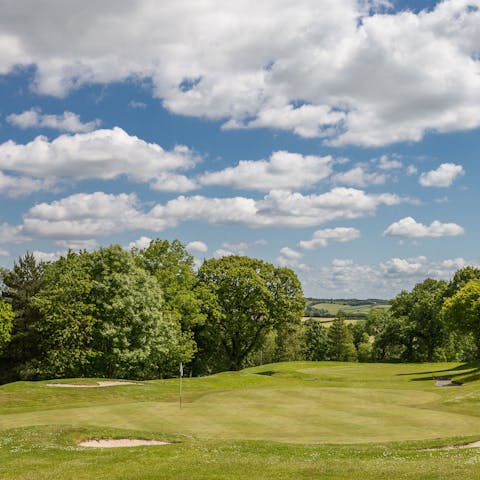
<box><xmin>0</xmin><ymin>171</ymin><xmax>55</xmax><ymax>197</ymax></box>
<box><xmin>128</xmin><ymin>236</ymin><xmax>153</xmax><ymax>250</ymax></box>
<box><xmin>153</xmin><ymin>187</ymin><xmax>407</xmax><ymax>228</ymax></box>
<box><xmin>200</xmin><ymin>151</ymin><xmax>333</xmax><ymax>191</ymax></box>
<box><xmin>5</xmin><ymin>187</ymin><xmax>410</xmax><ymax>244</ymax></box>
<box><xmin>376</xmin><ymin>155</ymin><xmax>402</xmax><ymax>170</ymax></box>
<box><xmin>186</xmin><ymin>241</ymin><xmax>208</xmax><ymax>253</ymax></box>
<box><xmin>384</xmin><ymin>216</ymin><xmax>464</xmax><ymax>238</ymax></box>
<box><xmin>0</xmin><ymin>127</ymin><xmax>199</xmax><ymax>192</ymax></box>
<box><xmin>299</xmin><ymin>227</ymin><xmax>360</xmax><ymax>250</ymax></box>
<box><xmin>332</xmin><ymin>166</ymin><xmax>387</xmax><ymax>187</ymax></box>
<box><xmin>277</xmin><ymin>247</ymin><xmax>310</xmax><ymax>271</ymax></box>
<box><xmin>6</xmin><ymin>108</ymin><xmax>101</xmax><ymax>132</ymax></box>
<box><xmin>0</xmin><ymin>1</ymin><xmax>479</xmax><ymax>146</ymax></box>
<box><xmin>419</xmin><ymin>163</ymin><xmax>465</xmax><ymax>187</ymax></box>
<box><xmin>22</xmin><ymin>192</ymin><xmax>168</xmax><ymax>239</ymax></box>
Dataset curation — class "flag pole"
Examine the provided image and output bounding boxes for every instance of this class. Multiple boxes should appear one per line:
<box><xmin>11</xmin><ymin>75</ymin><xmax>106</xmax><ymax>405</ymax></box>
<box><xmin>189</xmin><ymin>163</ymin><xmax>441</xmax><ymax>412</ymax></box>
<box><xmin>179</xmin><ymin>362</ymin><xmax>183</xmax><ymax>409</ymax></box>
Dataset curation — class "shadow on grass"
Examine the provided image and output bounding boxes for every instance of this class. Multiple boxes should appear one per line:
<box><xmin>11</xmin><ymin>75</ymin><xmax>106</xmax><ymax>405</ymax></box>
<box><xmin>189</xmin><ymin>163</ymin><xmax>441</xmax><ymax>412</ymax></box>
<box><xmin>398</xmin><ymin>362</ymin><xmax>480</xmax><ymax>384</ymax></box>
<box><xmin>255</xmin><ymin>371</ymin><xmax>276</xmax><ymax>376</ymax></box>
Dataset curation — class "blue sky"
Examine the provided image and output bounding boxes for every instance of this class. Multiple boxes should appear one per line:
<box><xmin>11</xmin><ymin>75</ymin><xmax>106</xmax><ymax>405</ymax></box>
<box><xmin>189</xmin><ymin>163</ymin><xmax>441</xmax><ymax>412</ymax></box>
<box><xmin>0</xmin><ymin>0</ymin><xmax>479</xmax><ymax>298</ymax></box>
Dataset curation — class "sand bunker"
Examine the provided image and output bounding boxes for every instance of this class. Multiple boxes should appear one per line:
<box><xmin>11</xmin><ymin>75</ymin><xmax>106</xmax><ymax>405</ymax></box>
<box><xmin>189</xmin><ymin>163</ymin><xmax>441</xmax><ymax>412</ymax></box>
<box><xmin>79</xmin><ymin>438</ymin><xmax>171</xmax><ymax>448</ymax></box>
<box><xmin>435</xmin><ymin>379</ymin><xmax>462</xmax><ymax>387</ymax></box>
<box><xmin>422</xmin><ymin>441</ymin><xmax>480</xmax><ymax>451</ymax></box>
<box><xmin>46</xmin><ymin>381</ymin><xmax>141</xmax><ymax>388</ymax></box>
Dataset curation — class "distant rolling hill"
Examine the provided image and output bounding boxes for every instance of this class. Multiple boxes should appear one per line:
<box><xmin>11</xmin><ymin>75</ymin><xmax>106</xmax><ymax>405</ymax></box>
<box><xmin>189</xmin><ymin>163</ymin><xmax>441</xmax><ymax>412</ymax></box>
<box><xmin>304</xmin><ymin>298</ymin><xmax>391</xmax><ymax>320</ymax></box>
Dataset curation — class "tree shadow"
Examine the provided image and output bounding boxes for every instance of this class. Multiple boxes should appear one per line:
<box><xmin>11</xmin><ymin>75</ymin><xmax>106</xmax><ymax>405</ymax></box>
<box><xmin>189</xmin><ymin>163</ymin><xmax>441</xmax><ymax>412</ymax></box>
<box><xmin>255</xmin><ymin>370</ymin><xmax>276</xmax><ymax>376</ymax></box>
<box><xmin>397</xmin><ymin>362</ymin><xmax>480</xmax><ymax>384</ymax></box>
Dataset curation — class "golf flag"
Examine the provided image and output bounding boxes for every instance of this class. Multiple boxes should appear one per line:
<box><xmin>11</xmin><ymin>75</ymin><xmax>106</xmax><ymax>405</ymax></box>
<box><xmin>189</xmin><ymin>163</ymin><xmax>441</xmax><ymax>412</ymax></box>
<box><xmin>179</xmin><ymin>362</ymin><xmax>184</xmax><ymax>408</ymax></box>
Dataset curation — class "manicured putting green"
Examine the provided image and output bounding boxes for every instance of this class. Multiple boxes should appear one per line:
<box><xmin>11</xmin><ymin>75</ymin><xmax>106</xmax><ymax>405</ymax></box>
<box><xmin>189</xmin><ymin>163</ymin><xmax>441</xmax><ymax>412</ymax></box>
<box><xmin>1</xmin><ymin>362</ymin><xmax>479</xmax><ymax>444</ymax></box>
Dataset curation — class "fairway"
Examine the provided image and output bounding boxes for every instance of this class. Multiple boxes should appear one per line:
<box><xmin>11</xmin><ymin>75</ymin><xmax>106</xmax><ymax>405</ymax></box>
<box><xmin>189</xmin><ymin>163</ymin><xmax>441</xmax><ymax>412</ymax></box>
<box><xmin>2</xmin><ymin>361</ymin><xmax>480</xmax><ymax>479</ymax></box>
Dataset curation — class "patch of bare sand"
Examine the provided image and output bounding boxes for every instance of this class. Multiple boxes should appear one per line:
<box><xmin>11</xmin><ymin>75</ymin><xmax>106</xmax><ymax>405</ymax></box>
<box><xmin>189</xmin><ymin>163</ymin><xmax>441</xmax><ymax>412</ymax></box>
<box><xmin>46</xmin><ymin>381</ymin><xmax>142</xmax><ymax>388</ymax></box>
<box><xmin>79</xmin><ymin>438</ymin><xmax>171</xmax><ymax>448</ymax></box>
<box><xmin>423</xmin><ymin>441</ymin><xmax>480</xmax><ymax>451</ymax></box>
<box><xmin>435</xmin><ymin>379</ymin><xmax>462</xmax><ymax>387</ymax></box>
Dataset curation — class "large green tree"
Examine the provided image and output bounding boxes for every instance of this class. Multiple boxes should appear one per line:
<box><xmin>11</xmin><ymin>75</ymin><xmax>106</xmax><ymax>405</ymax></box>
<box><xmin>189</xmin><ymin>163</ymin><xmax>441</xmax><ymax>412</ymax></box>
<box><xmin>390</xmin><ymin>278</ymin><xmax>448</xmax><ymax>361</ymax></box>
<box><xmin>3</xmin><ymin>246</ymin><xmax>196</xmax><ymax>381</ymax></box>
<box><xmin>88</xmin><ymin>246</ymin><xmax>195</xmax><ymax>379</ymax></box>
<box><xmin>443</xmin><ymin>279</ymin><xmax>480</xmax><ymax>358</ymax></box>
<box><xmin>195</xmin><ymin>255</ymin><xmax>305</xmax><ymax>371</ymax></box>
<box><xmin>31</xmin><ymin>251</ymin><xmax>97</xmax><ymax>378</ymax></box>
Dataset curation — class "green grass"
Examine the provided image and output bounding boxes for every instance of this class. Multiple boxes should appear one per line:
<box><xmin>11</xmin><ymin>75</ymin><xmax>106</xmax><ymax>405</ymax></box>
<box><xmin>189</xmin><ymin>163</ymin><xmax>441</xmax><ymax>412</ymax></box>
<box><xmin>310</xmin><ymin>302</ymin><xmax>391</xmax><ymax>317</ymax></box>
<box><xmin>302</xmin><ymin>316</ymin><xmax>360</xmax><ymax>327</ymax></box>
<box><xmin>2</xmin><ymin>362</ymin><xmax>480</xmax><ymax>478</ymax></box>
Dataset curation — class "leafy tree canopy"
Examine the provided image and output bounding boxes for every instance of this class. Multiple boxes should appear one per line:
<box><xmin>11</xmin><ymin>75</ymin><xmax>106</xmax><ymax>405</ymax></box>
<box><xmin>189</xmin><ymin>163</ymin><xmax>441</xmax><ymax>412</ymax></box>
<box><xmin>135</xmin><ymin>239</ymin><xmax>204</xmax><ymax>331</ymax></box>
<box><xmin>196</xmin><ymin>255</ymin><xmax>305</xmax><ymax>371</ymax></box>
<box><xmin>443</xmin><ymin>279</ymin><xmax>480</xmax><ymax>357</ymax></box>
<box><xmin>0</xmin><ymin>300</ymin><xmax>13</xmax><ymax>354</ymax></box>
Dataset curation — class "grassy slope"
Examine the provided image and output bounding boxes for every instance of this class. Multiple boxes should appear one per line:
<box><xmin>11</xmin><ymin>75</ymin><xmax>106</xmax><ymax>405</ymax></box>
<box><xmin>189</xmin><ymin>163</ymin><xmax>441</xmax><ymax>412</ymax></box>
<box><xmin>1</xmin><ymin>362</ymin><xmax>480</xmax><ymax>479</ymax></box>
<box><xmin>310</xmin><ymin>302</ymin><xmax>391</xmax><ymax>317</ymax></box>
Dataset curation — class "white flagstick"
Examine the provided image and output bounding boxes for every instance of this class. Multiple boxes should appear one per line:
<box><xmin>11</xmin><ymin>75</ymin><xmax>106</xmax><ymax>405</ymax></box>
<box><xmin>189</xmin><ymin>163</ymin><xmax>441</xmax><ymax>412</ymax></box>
<box><xmin>179</xmin><ymin>362</ymin><xmax>183</xmax><ymax>409</ymax></box>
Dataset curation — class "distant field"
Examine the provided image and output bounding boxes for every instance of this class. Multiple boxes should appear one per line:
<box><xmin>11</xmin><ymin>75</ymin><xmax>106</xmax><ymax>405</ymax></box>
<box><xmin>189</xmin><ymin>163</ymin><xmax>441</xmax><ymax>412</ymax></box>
<box><xmin>302</xmin><ymin>316</ymin><xmax>360</xmax><ymax>327</ymax></box>
<box><xmin>306</xmin><ymin>299</ymin><xmax>391</xmax><ymax>319</ymax></box>
<box><xmin>1</xmin><ymin>361</ymin><xmax>480</xmax><ymax>479</ymax></box>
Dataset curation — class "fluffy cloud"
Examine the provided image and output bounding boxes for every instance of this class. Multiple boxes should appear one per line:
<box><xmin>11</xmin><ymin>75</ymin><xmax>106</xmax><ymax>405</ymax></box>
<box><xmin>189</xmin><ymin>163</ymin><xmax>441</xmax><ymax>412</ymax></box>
<box><xmin>419</xmin><ymin>163</ymin><xmax>465</xmax><ymax>187</ymax></box>
<box><xmin>32</xmin><ymin>250</ymin><xmax>63</xmax><ymax>262</ymax></box>
<box><xmin>0</xmin><ymin>171</ymin><xmax>55</xmax><ymax>197</ymax></box>
<box><xmin>0</xmin><ymin>1</ymin><xmax>479</xmax><ymax>146</ymax></box>
<box><xmin>128</xmin><ymin>236</ymin><xmax>153</xmax><ymax>250</ymax></box>
<box><xmin>302</xmin><ymin>256</ymin><xmax>478</xmax><ymax>298</ymax></box>
<box><xmin>224</xmin><ymin>104</ymin><xmax>346</xmax><ymax>138</ymax></box>
<box><xmin>332</xmin><ymin>166</ymin><xmax>387</xmax><ymax>187</ymax></box>
<box><xmin>0</xmin><ymin>223</ymin><xmax>26</xmax><ymax>244</ymax></box>
<box><xmin>6</xmin><ymin>108</ymin><xmax>101</xmax><ymax>132</ymax></box>
<box><xmin>200</xmin><ymin>151</ymin><xmax>333</xmax><ymax>191</ymax></box>
<box><xmin>383</xmin><ymin>216</ymin><xmax>464</xmax><ymax>238</ymax></box>
<box><xmin>186</xmin><ymin>241</ymin><xmax>208</xmax><ymax>253</ymax></box>
<box><xmin>279</xmin><ymin>246</ymin><xmax>303</xmax><ymax>260</ymax></box>
<box><xmin>276</xmin><ymin>247</ymin><xmax>310</xmax><ymax>271</ymax></box>
<box><xmin>21</xmin><ymin>192</ymin><xmax>168</xmax><ymax>239</ymax></box>
<box><xmin>0</xmin><ymin>127</ymin><xmax>199</xmax><ymax>191</ymax></box>
<box><xmin>299</xmin><ymin>227</ymin><xmax>360</xmax><ymax>249</ymax></box>
<box><xmin>7</xmin><ymin>186</ymin><xmax>406</xmax><ymax>244</ymax></box>
<box><xmin>153</xmin><ymin>187</ymin><xmax>406</xmax><ymax>228</ymax></box>
<box><xmin>214</xmin><ymin>240</ymin><xmax>265</xmax><ymax>257</ymax></box>
<box><xmin>376</xmin><ymin>155</ymin><xmax>402</xmax><ymax>170</ymax></box>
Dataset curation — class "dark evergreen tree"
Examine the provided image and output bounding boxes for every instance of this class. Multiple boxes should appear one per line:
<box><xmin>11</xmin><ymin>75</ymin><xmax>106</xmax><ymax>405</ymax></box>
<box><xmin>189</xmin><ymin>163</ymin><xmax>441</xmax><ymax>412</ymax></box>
<box><xmin>0</xmin><ymin>253</ymin><xmax>45</xmax><ymax>381</ymax></box>
<box><xmin>303</xmin><ymin>319</ymin><xmax>329</xmax><ymax>361</ymax></box>
<box><xmin>326</xmin><ymin>313</ymin><xmax>357</xmax><ymax>361</ymax></box>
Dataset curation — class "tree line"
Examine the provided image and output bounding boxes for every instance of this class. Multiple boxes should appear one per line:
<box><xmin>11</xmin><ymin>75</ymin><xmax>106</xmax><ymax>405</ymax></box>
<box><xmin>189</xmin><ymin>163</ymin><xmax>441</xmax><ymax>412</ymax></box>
<box><xmin>0</xmin><ymin>240</ymin><xmax>479</xmax><ymax>383</ymax></box>
<box><xmin>0</xmin><ymin>240</ymin><xmax>305</xmax><ymax>382</ymax></box>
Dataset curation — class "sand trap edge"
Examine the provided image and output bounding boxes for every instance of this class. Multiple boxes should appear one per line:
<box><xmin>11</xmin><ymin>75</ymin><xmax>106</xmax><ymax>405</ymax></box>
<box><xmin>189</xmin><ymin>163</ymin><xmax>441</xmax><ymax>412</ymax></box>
<box><xmin>46</xmin><ymin>381</ymin><xmax>142</xmax><ymax>388</ymax></box>
<box><xmin>421</xmin><ymin>441</ymin><xmax>480</xmax><ymax>451</ymax></box>
<box><xmin>435</xmin><ymin>379</ymin><xmax>462</xmax><ymax>387</ymax></box>
<box><xmin>79</xmin><ymin>438</ymin><xmax>172</xmax><ymax>448</ymax></box>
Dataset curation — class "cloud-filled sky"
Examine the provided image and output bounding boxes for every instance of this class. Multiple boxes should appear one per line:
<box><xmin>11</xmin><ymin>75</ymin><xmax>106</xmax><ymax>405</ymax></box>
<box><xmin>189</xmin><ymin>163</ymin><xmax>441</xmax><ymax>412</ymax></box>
<box><xmin>0</xmin><ymin>0</ymin><xmax>479</xmax><ymax>298</ymax></box>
